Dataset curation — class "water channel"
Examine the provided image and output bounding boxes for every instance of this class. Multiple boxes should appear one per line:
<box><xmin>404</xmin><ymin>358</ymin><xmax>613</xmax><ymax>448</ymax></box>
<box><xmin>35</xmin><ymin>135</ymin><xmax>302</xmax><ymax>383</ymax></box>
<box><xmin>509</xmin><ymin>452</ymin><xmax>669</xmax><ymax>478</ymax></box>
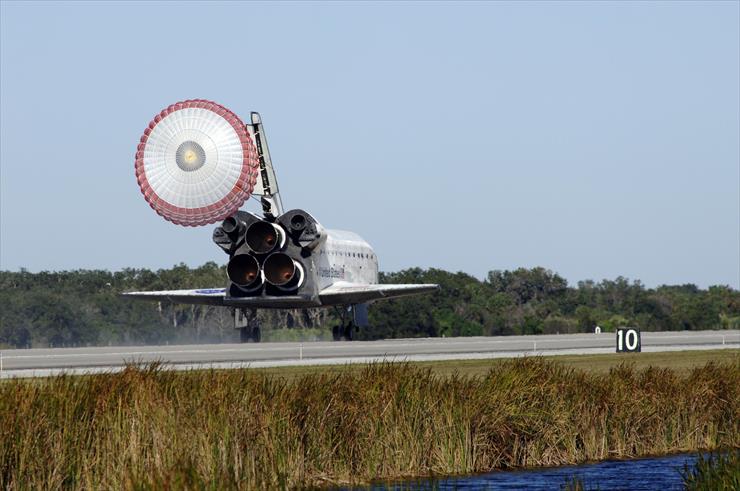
<box><xmin>341</xmin><ymin>453</ymin><xmax>700</xmax><ymax>490</ymax></box>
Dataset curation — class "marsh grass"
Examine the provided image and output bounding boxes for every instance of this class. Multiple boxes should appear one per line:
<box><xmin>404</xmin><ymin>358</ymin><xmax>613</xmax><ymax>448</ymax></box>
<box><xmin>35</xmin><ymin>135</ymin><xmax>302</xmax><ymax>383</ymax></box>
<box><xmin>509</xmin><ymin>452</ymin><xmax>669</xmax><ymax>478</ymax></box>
<box><xmin>1</xmin><ymin>358</ymin><xmax>737</xmax><ymax>489</ymax></box>
<box><xmin>561</xmin><ymin>475</ymin><xmax>592</xmax><ymax>491</ymax></box>
<box><xmin>681</xmin><ymin>450</ymin><xmax>740</xmax><ymax>490</ymax></box>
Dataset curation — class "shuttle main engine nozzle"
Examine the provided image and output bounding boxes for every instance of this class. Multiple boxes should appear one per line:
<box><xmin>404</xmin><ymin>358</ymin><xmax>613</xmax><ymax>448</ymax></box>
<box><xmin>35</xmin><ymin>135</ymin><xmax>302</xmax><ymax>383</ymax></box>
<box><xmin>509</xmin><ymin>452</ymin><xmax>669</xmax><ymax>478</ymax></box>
<box><xmin>263</xmin><ymin>253</ymin><xmax>304</xmax><ymax>291</ymax></box>
<box><xmin>227</xmin><ymin>254</ymin><xmax>263</xmax><ymax>292</ymax></box>
<box><xmin>221</xmin><ymin>216</ymin><xmax>246</xmax><ymax>242</ymax></box>
<box><xmin>246</xmin><ymin>221</ymin><xmax>284</xmax><ymax>254</ymax></box>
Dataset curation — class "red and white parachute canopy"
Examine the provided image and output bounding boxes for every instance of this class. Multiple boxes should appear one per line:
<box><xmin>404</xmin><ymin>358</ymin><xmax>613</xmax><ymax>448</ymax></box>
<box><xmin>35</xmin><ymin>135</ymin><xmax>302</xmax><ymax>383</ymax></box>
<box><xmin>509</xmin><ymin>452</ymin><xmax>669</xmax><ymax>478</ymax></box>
<box><xmin>134</xmin><ymin>99</ymin><xmax>259</xmax><ymax>226</ymax></box>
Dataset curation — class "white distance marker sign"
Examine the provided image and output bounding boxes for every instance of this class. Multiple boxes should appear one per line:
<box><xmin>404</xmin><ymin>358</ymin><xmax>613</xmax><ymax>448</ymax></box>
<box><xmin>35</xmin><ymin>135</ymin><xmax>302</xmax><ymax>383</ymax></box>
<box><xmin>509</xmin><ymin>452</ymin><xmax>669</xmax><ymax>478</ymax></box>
<box><xmin>616</xmin><ymin>328</ymin><xmax>641</xmax><ymax>353</ymax></box>
<box><xmin>135</xmin><ymin>99</ymin><xmax>259</xmax><ymax>227</ymax></box>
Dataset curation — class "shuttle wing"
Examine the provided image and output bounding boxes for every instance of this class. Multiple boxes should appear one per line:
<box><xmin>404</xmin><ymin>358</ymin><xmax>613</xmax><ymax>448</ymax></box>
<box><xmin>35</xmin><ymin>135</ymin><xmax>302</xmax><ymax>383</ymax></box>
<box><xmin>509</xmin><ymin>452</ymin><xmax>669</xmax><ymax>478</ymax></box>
<box><xmin>317</xmin><ymin>282</ymin><xmax>440</xmax><ymax>305</ymax></box>
<box><xmin>122</xmin><ymin>282</ymin><xmax>439</xmax><ymax>308</ymax></box>
<box><xmin>121</xmin><ymin>288</ymin><xmax>227</xmax><ymax>306</ymax></box>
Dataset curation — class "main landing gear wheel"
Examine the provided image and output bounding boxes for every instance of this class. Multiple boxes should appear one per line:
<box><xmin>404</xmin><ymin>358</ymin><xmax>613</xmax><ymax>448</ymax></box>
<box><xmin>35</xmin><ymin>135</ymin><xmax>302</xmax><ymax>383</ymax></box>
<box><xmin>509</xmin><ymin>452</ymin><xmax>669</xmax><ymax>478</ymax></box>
<box><xmin>343</xmin><ymin>323</ymin><xmax>356</xmax><ymax>341</ymax></box>
<box><xmin>235</xmin><ymin>308</ymin><xmax>261</xmax><ymax>343</ymax></box>
<box><xmin>331</xmin><ymin>305</ymin><xmax>363</xmax><ymax>341</ymax></box>
<box><xmin>240</xmin><ymin>326</ymin><xmax>261</xmax><ymax>343</ymax></box>
<box><xmin>331</xmin><ymin>323</ymin><xmax>356</xmax><ymax>341</ymax></box>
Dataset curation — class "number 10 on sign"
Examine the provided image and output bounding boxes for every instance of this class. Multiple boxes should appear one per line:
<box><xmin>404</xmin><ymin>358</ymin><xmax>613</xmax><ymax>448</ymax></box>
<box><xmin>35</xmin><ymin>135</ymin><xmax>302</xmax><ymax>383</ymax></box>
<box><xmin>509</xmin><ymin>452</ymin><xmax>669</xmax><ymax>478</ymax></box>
<box><xmin>616</xmin><ymin>328</ymin><xmax>641</xmax><ymax>353</ymax></box>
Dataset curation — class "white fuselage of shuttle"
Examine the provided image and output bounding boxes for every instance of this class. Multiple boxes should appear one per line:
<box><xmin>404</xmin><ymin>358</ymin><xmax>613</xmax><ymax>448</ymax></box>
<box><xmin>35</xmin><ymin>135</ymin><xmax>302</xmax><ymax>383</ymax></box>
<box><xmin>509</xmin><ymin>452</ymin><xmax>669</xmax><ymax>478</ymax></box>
<box><xmin>316</xmin><ymin>229</ymin><xmax>379</xmax><ymax>290</ymax></box>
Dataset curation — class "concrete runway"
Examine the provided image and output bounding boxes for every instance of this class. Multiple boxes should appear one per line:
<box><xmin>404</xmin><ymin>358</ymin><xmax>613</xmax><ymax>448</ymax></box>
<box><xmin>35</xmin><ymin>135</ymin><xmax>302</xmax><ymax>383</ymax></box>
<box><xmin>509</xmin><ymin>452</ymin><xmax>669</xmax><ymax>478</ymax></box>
<box><xmin>1</xmin><ymin>330</ymin><xmax>737</xmax><ymax>378</ymax></box>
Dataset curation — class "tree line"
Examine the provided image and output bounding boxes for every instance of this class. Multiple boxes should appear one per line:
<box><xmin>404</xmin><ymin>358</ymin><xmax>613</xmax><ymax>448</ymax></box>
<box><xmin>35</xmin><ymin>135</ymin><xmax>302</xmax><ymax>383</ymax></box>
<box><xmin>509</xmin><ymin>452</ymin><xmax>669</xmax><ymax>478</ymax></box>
<box><xmin>0</xmin><ymin>263</ymin><xmax>738</xmax><ymax>348</ymax></box>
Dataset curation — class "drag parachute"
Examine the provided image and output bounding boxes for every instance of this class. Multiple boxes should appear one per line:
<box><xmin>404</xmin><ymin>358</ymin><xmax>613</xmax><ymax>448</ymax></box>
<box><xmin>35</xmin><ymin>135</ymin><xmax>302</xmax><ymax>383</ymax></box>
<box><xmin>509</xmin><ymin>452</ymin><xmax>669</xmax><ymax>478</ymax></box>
<box><xmin>134</xmin><ymin>99</ymin><xmax>259</xmax><ymax>227</ymax></box>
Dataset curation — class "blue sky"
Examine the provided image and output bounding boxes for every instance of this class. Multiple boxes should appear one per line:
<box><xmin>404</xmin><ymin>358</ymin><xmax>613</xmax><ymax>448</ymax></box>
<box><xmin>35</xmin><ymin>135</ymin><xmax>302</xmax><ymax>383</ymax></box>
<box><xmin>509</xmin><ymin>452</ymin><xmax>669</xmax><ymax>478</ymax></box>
<box><xmin>1</xmin><ymin>1</ymin><xmax>738</xmax><ymax>288</ymax></box>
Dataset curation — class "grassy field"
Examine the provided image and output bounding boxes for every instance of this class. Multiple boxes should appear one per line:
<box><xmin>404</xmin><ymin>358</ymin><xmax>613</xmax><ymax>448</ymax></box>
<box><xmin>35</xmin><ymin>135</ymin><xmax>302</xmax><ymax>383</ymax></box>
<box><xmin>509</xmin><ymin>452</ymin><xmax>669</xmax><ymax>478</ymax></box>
<box><xmin>252</xmin><ymin>348</ymin><xmax>739</xmax><ymax>380</ymax></box>
<box><xmin>1</xmin><ymin>350</ymin><xmax>737</xmax><ymax>490</ymax></box>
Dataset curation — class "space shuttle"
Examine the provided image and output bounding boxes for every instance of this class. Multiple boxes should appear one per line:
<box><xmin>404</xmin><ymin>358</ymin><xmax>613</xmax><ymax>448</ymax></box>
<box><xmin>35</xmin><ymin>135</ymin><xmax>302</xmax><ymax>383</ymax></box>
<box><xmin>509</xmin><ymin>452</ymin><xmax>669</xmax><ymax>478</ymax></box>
<box><xmin>123</xmin><ymin>100</ymin><xmax>438</xmax><ymax>342</ymax></box>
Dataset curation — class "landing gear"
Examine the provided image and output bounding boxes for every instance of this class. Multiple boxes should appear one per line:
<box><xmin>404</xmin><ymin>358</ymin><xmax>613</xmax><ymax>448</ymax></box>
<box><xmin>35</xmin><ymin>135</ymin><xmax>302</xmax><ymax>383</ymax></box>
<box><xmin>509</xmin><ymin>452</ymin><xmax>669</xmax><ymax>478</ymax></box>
<box><xmin>235</xmin><ymin>308</ymin><xmax>261</xmax><ymax>343</ymax></box>
<box><xmin>343</xmin><ymin>323</ymin><xmax>356</xmax><ymax>341</ymax></box>
<box><xmin>331</xmin><ymin>323</ymin><xmax>357</xmax><ymax>341</ymax></box>
<box><xmin>240</xmin><ymin>326</ymin><xmax>261</xmax><ymax>343</ymax></box>
<box><xmin>331</xmin><ymin>305</ymin><xmax>362</xmax><ymax>341</ymax></box>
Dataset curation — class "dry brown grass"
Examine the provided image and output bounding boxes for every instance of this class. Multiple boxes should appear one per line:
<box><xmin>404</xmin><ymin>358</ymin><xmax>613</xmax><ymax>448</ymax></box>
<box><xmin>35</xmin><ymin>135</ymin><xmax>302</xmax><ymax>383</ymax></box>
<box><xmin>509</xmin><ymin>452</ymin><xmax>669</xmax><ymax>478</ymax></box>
<box><xmin>1</xmin><ymin>357</ymin><xmax>737</xmax><ymax>489</ymax></box>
